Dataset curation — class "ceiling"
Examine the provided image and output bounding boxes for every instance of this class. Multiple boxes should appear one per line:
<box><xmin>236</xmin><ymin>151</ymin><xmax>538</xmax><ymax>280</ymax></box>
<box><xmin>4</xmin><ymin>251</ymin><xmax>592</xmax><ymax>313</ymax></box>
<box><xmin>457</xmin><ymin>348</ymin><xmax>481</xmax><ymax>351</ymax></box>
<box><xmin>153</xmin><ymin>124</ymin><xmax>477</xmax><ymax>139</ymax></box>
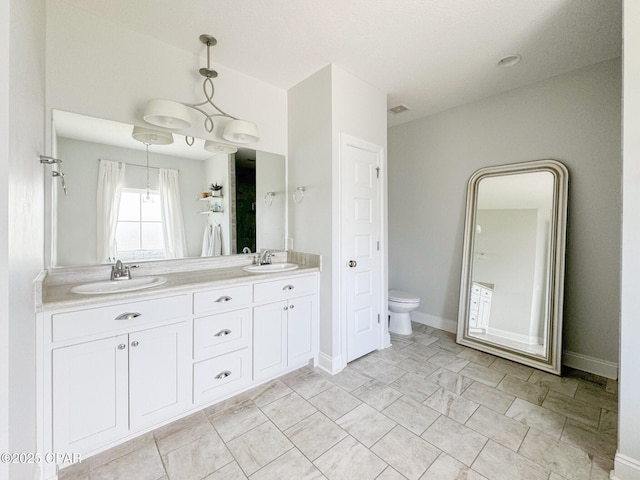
<box><xmin>57</xmin><ymin>0</ymin><xmax>622</xmax><ymax>127</ymax></box>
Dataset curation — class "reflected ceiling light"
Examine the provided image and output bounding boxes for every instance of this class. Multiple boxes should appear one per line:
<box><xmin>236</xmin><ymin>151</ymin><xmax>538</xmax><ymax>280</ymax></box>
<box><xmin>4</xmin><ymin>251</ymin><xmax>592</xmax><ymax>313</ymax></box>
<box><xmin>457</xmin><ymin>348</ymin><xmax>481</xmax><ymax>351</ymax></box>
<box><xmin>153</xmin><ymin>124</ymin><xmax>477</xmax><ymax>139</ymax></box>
<box><xmin>204</xmin><ymin>140</ymin><xmax>238</xmax><ymax>154</ymax></box>
<box><xmin>497</xmin><ymin>54</ymin><xmax>522</xmax><ymax>68</ymax></box>
<box><xmin>131</xmin><ymin>126</ymin><xmax>174</xmax><ymax>145</ymax></box>
<box><xmin>142</xmin><ymin>34</ymin><xmax>260</xmax><ymax>144</ymax></box>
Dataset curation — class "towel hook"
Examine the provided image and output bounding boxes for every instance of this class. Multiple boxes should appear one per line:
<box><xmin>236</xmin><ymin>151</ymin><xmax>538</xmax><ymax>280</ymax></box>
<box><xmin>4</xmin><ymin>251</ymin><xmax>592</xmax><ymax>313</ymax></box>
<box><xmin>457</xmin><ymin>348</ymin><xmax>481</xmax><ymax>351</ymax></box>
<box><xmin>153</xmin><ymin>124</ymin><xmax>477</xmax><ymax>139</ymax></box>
<box><xmin>40</xmin><ymin>155</ymin><xmax>67</xmax><ymax>195</ymax></box>
<box><xmin>293</xmin><ymin>186</ymin><xmax>306</xmax><ymax>204</ymax></box>
<box><xmin>264</xmin><ymin>192</ymin><xmax>275</xmax><ymax>207</ymax></box>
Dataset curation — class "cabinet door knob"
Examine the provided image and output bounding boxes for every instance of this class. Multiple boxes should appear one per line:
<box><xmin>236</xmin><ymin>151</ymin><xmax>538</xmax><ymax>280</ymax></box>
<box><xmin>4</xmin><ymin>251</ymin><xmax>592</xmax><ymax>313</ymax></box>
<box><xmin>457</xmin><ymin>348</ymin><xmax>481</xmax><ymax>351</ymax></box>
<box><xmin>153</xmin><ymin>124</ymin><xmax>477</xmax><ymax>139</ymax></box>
<box><xmin>215</xmin><ymin>370</ymin><xmax>232</xmax><ymax>380</ymax></box>
<box><xmin>215</xmin><ymin>296</ymin><xmax>232</xmax><ymax>302</ymax></box>
<box><xmin>117</xmin><ymin>344</ymin><xmax>126</xmax><ymax>350</ymax></box>
<box><xmin>348</xmin><ymin>260</ymin><xmax>357</xmax><ymax>268</ymax></box>
<box><xmin>282</xmin><ymin>285</ymin><xmax>294</xmax><ymax>291</ymax></box>
<box><xmin>283</xmin><ymin>306</ymin><xmax>288</xmax><ymax>311</ymax></box>
<box><xmin>130</xmin><ymin>340</ymin><xmax>139</xmax><ymax>347</ymax></box>
<box><xmin>289</xmin><ymin>304</ymin><xmax>295</xmax><ymax>309</ymax></box>
<box><xmin>214</xmin><ymin>329</ymin><xmax>232</xmax><ymax>337</ymax></box>
<box><xmin>115</xmin><ymin>312</ymin><xmax>142</xmax><ymax>321</ymax></box>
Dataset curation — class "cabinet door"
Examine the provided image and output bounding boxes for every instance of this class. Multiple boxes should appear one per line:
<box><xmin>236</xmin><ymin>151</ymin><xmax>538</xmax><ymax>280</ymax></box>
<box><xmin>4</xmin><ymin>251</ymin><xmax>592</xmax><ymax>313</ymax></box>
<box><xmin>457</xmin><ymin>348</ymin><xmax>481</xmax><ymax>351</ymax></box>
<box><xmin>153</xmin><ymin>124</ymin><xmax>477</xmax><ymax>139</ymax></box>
<box><xmin>52</xmin><ymin>335</ymin><xmax>129</xmax><ymax>453</ymax></box>
<box><xmin>129</xmin><ymin>322</ymin><xmax>188</xmax><ymax>430</ymax></box>
<box><xmin>287</xmin><ymin>294</ymin><xmax>316</xmax><ymax>368</ymax></box>
<box><xmin>253</xmin><ymin>301</ymin><xmax>287</xmax><ymax>382</ymax></box>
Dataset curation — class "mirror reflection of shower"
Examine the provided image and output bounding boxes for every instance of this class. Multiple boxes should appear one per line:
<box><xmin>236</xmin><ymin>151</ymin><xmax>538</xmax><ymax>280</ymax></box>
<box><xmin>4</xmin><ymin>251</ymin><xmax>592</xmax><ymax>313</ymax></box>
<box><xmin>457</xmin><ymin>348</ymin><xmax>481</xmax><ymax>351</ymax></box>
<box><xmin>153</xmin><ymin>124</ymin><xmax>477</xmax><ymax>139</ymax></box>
<box><xmin>235</xmin><ymin>149</ymin><xmax>256</xmax><ymax>254</ymax></box>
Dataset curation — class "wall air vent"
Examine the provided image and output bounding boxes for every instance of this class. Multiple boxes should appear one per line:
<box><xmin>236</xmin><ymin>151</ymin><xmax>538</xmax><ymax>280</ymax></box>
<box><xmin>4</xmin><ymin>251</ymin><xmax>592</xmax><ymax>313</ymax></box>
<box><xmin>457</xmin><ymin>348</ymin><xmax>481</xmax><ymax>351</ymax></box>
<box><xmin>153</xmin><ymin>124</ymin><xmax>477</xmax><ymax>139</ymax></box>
<box><xmin>388</xmin><ymin>104</ymin><xmax>410</xmax><ymax>114</ymax></box>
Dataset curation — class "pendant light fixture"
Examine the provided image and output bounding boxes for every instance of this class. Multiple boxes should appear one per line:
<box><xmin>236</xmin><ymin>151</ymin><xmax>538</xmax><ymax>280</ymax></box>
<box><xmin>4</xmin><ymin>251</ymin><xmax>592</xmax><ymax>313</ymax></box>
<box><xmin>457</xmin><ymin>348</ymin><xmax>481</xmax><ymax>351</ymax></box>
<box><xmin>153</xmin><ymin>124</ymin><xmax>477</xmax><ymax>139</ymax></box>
<box><xmin>143</xmin><ymin>34</ymin><xmax>260</xmax><ymax>145</ymax></box>
<box><xmin>131</xmin><ymin>126</ymin><xmax>174</xmax><ymax>203</ymax></box>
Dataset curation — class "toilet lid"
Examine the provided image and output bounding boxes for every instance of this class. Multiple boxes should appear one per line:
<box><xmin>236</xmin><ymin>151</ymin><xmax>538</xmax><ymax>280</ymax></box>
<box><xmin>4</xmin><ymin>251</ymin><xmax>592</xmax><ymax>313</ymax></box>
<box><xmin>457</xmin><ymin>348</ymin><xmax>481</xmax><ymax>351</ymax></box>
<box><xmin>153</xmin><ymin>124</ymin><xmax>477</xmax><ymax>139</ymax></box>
<box><xmin>388</xmin><ymin>290</ymin><xmax>420</xmax><ymax>303</ymax></box>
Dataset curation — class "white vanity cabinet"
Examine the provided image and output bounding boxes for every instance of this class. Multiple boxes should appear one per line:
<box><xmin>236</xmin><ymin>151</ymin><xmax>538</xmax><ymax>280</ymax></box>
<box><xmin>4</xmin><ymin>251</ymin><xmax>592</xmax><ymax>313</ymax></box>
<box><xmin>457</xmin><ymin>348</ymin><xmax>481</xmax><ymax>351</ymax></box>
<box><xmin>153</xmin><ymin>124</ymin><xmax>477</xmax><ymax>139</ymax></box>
<box><xmin>469</xmin><ymin>282</ymin><xmax>493</xmax><ymax>332</ymax></box>
<box><xmin>252</xmin><ymin>274</ymin><xmax>318</xmax><ymax>382</ymax></box>
<box><xmin>48</xmin><ymin>295</ymin><xmax>189</xmax><ymax>455</ymax></box>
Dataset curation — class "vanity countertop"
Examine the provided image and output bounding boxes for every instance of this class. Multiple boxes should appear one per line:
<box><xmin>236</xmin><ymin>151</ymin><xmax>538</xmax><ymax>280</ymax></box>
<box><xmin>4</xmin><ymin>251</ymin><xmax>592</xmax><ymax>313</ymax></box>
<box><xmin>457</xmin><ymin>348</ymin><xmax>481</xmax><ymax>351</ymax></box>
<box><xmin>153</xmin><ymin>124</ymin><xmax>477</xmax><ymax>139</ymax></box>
<box><xmin>37</xmin><ymin>251</ymin><xmax>322</xmax><ymax>311</ymax></box>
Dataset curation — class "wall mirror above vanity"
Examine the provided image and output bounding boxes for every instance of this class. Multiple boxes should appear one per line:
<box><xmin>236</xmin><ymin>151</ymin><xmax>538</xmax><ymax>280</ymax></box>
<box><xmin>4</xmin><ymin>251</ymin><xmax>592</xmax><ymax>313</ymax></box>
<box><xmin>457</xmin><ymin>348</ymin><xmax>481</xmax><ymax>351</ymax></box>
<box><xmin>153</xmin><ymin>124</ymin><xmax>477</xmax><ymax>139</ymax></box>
<box><xmin>456</xmin><ymin>159</ymin><xmax>569</xmax><ymax>375</ymax></box>
<box><xmin>50</xmin><ymin>109</ymin><xmax>286</xmax><ymax>267</ymax></box>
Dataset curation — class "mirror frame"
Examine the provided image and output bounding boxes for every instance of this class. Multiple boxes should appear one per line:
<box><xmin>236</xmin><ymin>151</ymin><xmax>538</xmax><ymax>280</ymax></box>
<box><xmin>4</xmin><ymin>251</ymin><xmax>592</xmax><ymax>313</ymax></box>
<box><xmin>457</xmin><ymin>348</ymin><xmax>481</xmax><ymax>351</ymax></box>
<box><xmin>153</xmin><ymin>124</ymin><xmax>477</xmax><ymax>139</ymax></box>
<box><xmin>456</xmin><ymin>159</ymin><xmax>569</xmax><ymax>375</ymax></box>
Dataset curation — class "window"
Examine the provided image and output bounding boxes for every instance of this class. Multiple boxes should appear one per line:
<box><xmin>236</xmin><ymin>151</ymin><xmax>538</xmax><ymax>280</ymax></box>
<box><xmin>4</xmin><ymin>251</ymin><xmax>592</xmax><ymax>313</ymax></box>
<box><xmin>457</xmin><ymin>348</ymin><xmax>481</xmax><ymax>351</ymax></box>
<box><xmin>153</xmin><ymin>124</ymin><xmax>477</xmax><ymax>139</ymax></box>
<box><xmin>115</xmin><ymin>189</ymin><xmax>165</xmax><ymax>261</ymax></box>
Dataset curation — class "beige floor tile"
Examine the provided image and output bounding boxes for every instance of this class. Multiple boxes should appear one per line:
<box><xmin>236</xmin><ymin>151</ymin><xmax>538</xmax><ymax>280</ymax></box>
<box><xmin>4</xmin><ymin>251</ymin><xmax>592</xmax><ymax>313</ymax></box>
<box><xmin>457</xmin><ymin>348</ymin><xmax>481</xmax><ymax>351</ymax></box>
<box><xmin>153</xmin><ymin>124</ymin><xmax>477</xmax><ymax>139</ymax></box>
<box><xmin>574</xmin><ymin>381</ymin><xmax>618</xmax><ymax>412</ymax></box>
<box><xmin>209</xmin><ymin>399</ymin><xmax>269</xmax><ymax>442</ymax></box>
<box><xmin>461</xmin><ymin>381</ymin><xmax>515</xmax><ymax>414</ymax></box>
<box><xmin>472</xmin><ymin>440</ymin><xmax>548</xmax><ymax>480</ymax></box>
<box><xmin>202</xmin><ymin>461</ymin><xmax>247</xmax><ymax>480</ymax></box>
<box><xmin>325</xmin><ymin>367</ymin><xmax>371</xmax><ymax>391</ymax></box>
<box><xmin>400</xmin><ymin>342</ymin><xmax>440</xmax><ymax>362</ymax></box>
<box><xmin>260</xmin><ymin>391</ymin><xmax>317</xmax><ymax>430</ymax></box>
<box><xmin>371</xmin><ymin>425</ymin><xmax>440</xmax><ymax>480</ymax></box>
<box><xmin>314</xmin><ymin>436</ymin><xmax>387</xmax><ymax>480</ymax></box>
<box><xmin>57</xmin><ymin>461</ymin><xmax>89</xmax><ymax>480</ymax></box>
<box><xmin>599</xmin><ymin>409</ymin><xmax>617</xmax><ymax>436</ymax></box>
<box><xmin>560</xmin><ymin>419</ymin><xmax>617</xmax><ymax>458</ymax></box>
<box><xmin>420</xmin><ymin>453</ymin><xmax>489</xmax><ymax>480</ymax></box>
<box><xmin>284</xmin><ymin>411</ymin><xmax>347</xmax><ymax>460</ymax></box>
<box><xmin>370</xmin><ymin>346</ymin><xmax>411</xmax><ymax>363</ymax></box>
<box><xmin>91</xmin><ymin>444</ymin><xmax>165</xmax><ymax>480</ymax></box>
<box><xmin>382</xmin><ymin>395</ymin><xmax>441</xmax><ymax>435</ymax></box>
<box><xmin>336</xmin><ymin>403</ymin><xmax>396</xmax><ymax>447</ymax></box>
<box><xmin>411</xmin><ymin>332</ymin><xmax>440</xmax><ymax>347</ymax></box>
<box><xmin>542</xmin><ymin>390</ymin><xmax>601</xmax><ymax>428</ymax></box>
<box><xmin>389</xmin><ymin>333</ymin><xmax>416</xmax><ymax>348</ymax></box>
<box><xmin>423</xmin><ymin>387</ymin><xmax>479</xmax><ymax>424</ymax></box>
<box><xmin>377</xmin><ymin>466</ymin><xmax>408</xmax><ymax>479</ymax></box>
<box><xmin>250</xmin><ymin>448</ymin><xmax>326</xmax><ymax>480</ymax></box>
<box><xmin>426</xmin><ymin>367</ymin><xmax>474</xmax><ymax>395</ymax></box>
<box><xmin>459</xmin><ymin>363</ymin><xmax>505</xmax><ymax>387</ymax></box>
<box><xmin>518</xmin><ymin>428</ymin><xmax>591</xmax><ymax>480</ymax></box>
<box><xmin>162</xmin><ymin>431</ymin><xmax>233</xmax><ymax>480</ymax></box>
<box><xmin>352</xmin><ymin>379</ymin><xmax>403</xmax><ymax>411</ymax></box>
<box><xmin>487</xmin><ymin>358</ymin><xmax>533</xmax><ymax>381</ymax></box>
<box><xmin>457</xmin><ymin>347</ymin><xmax>496</xmax><ymax>367</ymax></box>
<box><xmin>465</xmin><ymin>406</ymin><xmax>528</xmax><ymax>451</ymax></box>
<box><xmin>421</xmin><ymin>415</ymin><xmax>488</xmax><ymax>466</ymax></box>
<box><xmin>282</xmin><ymin>368</ymin><xmax>334</xmax><ymax>399</ymax></box>
<box><xmin>348</xmin><ymin>353</ymin><xmax>382</xmax><ymax>372</ymax></box>
<box><xmin>367</xmin><ymin>359</ymin><xmax>409</xmax><ymax>384</ymax></box>
<box><xmin>590</xmin><ymin>455</ymin><xmax>614</xmax><ymax>480</ymax></box>
<box><xmin>504</xmin><ymin>397</ymin><xmax>566</xmax><ymax>438</ymax></box>
<box><xmin>428</xmin><ymin>350</ymin><xmax>470</xmax><ymax>373</ymax></box>
<box><xmin>497</xmin><ymin>375</ymin><xmax>548</xmax><ymax>406</ymax></box>
<box><xmin>528</xmin><ymin>370</ymin><xmax>579</xmax><ymax>397</ymax></box>
<box><xmin>154</xmin><ymin>411</ymin><xmax>215</xmax><ymax>455</ymax></box>
<box><xmin>89</xmin><ymin>432</ymin><xmax>155</xmax><ymax>469</ymax></box>
<box><xmin>247</xmin><ymin>379</ymin><xmax>294</xmax><ymax>407</ymax></box>
<box><xmin>397</xmin><ymin>357</ymin><xmax>441</xmax><ymax>378</ymax></box>
<box><xmin>226</xmin><ymin>422</ymin><xmax>293</xmax><ymax>476</ymax></box>
<box><xmin>307</xmin><ymin>384</ymin><xmax>361</xmax><ymax>420</ymax></box>
<box><xmin>390</xmin><ymin>372</ymin><xmax>440</xmax><ymax>402</ymax></box>
<box><xmin>605</xmin><ymin>378</ymin><xmax>618</xmax><ymax>395</ymax></box>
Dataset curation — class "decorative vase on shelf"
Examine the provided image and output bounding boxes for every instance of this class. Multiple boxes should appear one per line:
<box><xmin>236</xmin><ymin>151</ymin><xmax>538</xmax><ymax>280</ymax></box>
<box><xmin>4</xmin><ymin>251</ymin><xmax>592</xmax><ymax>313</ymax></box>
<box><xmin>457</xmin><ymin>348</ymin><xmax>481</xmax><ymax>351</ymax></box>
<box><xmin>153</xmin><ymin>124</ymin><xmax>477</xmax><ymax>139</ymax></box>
<box><xmin>210</xmin><ymin>183</ymin><xmax>223</xmax><ymax>197</ymax></box>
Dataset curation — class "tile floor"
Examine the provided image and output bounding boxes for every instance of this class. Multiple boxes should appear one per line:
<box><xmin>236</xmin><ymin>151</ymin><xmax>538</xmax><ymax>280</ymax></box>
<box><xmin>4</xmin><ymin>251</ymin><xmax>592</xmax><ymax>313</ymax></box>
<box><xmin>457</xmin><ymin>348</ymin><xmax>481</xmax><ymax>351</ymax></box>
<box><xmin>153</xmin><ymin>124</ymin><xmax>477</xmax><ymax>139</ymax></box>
<box><xmin>59</xmin><ymin>323</ymin><xmax>618</xmax><ymax>480</ymax></box>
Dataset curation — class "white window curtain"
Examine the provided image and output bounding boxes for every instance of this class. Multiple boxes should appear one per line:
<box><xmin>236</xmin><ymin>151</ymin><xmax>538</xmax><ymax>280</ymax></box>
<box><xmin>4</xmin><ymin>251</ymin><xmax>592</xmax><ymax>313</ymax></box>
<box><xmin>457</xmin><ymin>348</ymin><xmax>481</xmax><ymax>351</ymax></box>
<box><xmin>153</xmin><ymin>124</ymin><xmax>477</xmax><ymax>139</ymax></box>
<box><xmin>96</xmin><ymin>160</ymin><xmax>125</xmax><ymax>263</ymax></box>
<box><xmin>158</xmin><ymin>168</ymin><xmax>187</xmax><ymax>259</ymax></box>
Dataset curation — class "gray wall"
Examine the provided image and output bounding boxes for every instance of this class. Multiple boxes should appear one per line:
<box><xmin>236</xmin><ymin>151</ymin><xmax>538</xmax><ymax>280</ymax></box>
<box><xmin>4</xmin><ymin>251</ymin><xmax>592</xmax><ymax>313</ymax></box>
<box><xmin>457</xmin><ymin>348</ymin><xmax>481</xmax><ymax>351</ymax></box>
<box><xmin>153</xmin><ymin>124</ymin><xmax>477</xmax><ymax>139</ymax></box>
<box><xmin>388</xmin><ymin>57</ymin><xmax>621</xmax><ymax>364</ymax></box>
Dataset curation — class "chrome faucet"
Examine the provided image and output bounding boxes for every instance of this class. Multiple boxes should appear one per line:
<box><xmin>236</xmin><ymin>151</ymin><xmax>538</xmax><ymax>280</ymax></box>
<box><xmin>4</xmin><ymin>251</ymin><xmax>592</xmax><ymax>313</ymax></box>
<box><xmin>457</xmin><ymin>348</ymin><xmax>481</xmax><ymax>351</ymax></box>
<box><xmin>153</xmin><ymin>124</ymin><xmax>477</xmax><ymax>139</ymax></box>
<box><xmin>257</xmin><ymin>250</ymin><xmax>272</xmax><ymax>265</ymax></box>
<box><xmin>110</xmin><ymin>260</ymin><xmax>132</xmax><ymax>281</ymax></box>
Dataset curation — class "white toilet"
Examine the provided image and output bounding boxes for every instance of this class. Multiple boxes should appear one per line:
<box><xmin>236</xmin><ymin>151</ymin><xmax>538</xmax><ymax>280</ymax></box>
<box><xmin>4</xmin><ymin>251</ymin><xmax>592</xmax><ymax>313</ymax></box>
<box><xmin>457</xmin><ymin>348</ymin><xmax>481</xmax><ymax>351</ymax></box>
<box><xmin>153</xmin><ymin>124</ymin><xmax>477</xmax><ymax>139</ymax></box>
<box><xmin>388</xmin><ymin>290</ymin><xmax>420</xmax><ymax>335</ymax></box>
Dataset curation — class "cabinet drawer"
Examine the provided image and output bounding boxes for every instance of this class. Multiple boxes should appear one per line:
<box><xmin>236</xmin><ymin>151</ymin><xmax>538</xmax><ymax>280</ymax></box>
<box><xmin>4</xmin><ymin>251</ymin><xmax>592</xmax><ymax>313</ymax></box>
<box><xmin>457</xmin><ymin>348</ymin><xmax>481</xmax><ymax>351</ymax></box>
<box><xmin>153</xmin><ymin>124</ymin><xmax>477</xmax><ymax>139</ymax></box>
<box><xmin>193</xmin><ymin>285</ymin><xmax>251</xmax><ymax>314</ymax></box>
<box><xmin>253</xmin><ymin>274</ymin><xmax>317</xmax><ymax>303</ymax></box>
<box><xmin>193</xmin><ymin>308</ymin><xmax>251</xmax><ymax>360</ymax></box>
<box><xmin>51</xmin><ymin>295</ymin><xmax>189</xmax><ymax>343</ymax></box>
<box><xmin>193</xmin><ymin>348</ymin><xmax>251</xmax><ymax>404</ymax></box>
<box><xmin>471</xmin><ymin>284</ymin><xmax>482</xmax><ymax>295</ymax></box>
<box><xmin>480</xmin><ymin>289</ymin><xmax>493</xmax><ymax>299</ymax></box>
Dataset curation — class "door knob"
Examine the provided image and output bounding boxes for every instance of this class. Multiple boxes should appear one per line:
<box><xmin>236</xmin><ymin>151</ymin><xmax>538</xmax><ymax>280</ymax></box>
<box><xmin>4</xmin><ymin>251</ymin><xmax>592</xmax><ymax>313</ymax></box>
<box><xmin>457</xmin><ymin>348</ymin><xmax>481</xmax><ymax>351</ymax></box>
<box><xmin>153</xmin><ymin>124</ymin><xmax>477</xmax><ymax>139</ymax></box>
<box><xmin>348</xmin><ymin>260</ymin><xmax>357</xmax><ymax>268</ymax></box>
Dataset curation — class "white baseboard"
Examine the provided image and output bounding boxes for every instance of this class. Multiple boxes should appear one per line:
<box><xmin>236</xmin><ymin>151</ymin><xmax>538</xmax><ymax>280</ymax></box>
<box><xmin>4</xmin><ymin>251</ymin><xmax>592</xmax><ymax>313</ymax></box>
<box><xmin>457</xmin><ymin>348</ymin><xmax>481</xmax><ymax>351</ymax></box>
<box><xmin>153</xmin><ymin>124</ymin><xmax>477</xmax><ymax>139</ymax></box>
<box><xmin>612</xmin><ymin>452</ymin><xmax>640</xmax><ymax>480</ymax></box>
<box><xmin>563</xmin><ymin>350</ymin><xmax>618</xmax><ymax>379</ymax></box>
<box><xmin>316</xmin><ymin>351</ymin><xmax>344</xmax><ymax>375</ymax></box>
<box><xmin>411</xmin><ymin>311</ymin><xmax>457</xmax><ymax>334</ymax></box>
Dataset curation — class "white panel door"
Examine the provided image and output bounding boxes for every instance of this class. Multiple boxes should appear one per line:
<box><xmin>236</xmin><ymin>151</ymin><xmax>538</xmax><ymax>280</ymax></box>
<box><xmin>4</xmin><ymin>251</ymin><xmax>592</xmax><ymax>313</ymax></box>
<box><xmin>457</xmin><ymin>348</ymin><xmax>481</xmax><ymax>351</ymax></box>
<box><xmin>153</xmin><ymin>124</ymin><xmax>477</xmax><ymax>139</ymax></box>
<box><xmin>52</xmin><ymin>335</ymin><xmax>129</xmax><ymax>453</ymax></box>
<box><xmin>341</xmin><ymin>135</ymin><xmax>382</xmax><ymax>362</ymax></box>
<box><xmin>129</xmin><ymin>322</ymin><xmax>188</xmax><ymax>430</ymax></box>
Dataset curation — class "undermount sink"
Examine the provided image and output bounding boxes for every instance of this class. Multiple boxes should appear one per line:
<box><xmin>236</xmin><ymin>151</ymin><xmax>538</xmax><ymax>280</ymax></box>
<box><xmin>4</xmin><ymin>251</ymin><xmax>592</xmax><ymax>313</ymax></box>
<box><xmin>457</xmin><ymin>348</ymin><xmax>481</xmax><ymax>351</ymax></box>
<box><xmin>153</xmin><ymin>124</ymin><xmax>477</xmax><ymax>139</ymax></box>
<box><xmin>242</xmin><ymin>263</ymin><xmax>299</xmax><ymax>273</ymax></box>
<box><xmin>70</xmin><ymin>276</ymin><xmax>167</xmax><ymax>295</ymax></box>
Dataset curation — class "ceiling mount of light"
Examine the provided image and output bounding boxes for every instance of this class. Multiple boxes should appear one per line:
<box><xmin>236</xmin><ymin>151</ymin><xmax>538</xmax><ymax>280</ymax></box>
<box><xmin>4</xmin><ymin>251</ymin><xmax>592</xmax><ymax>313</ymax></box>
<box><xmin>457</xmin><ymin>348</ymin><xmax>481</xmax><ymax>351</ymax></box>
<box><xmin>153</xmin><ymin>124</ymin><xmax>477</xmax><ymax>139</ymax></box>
<box><xmin>497</xmin><ymin>54</ymin><xmax>522</xmax><ymax>68</ymax></box>
<box><xmin>143</xmin><ymin>34</ymin><xmax>260</xmax><ymax>144</ymax></box>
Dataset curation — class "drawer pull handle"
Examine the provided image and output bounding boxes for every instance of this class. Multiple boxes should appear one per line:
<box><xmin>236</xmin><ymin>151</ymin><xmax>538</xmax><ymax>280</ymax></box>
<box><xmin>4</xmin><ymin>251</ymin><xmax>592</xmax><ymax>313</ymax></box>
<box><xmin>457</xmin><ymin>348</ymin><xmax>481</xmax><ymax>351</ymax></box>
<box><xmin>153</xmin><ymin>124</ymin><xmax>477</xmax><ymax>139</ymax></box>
<box><xmin>282</xmin><ymin>285</ymin><xmax>294</xmax><ymax>291</ymax></box>
<box><xmin>214</xmin><ymin>329</ymin><xmax>232</xmax><ymax>337</ymax></box>
<box><xmin>115</xmin><ymin>312</ymin><xmax>142</xmax><ymax>321</ymax></box>
<box><xmin>215</xmin><ymin>370</ymin><xmax>232</xmax><ymax>380</ymax></box>
<box><xmin>216</xmin><ymin>296</ymin><xmax>232</xmax><ymax>303</ymax></box>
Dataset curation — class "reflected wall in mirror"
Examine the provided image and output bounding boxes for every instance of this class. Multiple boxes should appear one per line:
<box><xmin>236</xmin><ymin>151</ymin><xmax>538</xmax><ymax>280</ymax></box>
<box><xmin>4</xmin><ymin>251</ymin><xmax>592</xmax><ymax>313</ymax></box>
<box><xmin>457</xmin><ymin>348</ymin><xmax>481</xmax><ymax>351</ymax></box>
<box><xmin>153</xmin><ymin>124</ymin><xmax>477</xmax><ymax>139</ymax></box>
<box><xmin>456</xmin><ymin>159</ymin><xmax>568</xmax><ymax>375</ymax></box>
<box><xmin>51</xmin><ymin>110</ymin><xmax>286</xmax><ymax>266</ymax></box>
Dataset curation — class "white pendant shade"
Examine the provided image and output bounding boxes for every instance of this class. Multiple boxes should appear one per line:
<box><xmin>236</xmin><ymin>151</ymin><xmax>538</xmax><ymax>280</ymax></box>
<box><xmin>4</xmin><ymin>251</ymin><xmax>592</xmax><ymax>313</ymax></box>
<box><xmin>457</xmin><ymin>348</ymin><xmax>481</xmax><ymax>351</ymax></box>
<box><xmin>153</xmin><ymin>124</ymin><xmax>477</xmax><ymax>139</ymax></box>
<box><xmin>222</xmin><ymin>119</ymin><xmax>259</xmax><ymax>144</ymax></box>
<box><xmin>131</xmin><ymin>126</ymin><xmax>174</xmax><ymax>145</ymax></box>
<box><xmin>143</xmin><ymin>99</ymin><xmax>192</xmax><ymax>130</ymax></box>
<box><xmin>204</xmin><ymin>140</ymin><xmax>238</xmax><ymax>154</ymax></box>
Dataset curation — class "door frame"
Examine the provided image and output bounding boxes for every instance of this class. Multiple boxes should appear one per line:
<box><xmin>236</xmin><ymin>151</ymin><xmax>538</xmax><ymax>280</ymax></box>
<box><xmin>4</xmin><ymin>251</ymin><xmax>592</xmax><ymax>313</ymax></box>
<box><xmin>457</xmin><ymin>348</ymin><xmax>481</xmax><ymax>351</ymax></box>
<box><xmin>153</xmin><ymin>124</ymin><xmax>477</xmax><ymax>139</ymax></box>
<box><xmin>336</xmin><ymin>132</ymin><xmax>389</xmax><ymax>370</ymax></box>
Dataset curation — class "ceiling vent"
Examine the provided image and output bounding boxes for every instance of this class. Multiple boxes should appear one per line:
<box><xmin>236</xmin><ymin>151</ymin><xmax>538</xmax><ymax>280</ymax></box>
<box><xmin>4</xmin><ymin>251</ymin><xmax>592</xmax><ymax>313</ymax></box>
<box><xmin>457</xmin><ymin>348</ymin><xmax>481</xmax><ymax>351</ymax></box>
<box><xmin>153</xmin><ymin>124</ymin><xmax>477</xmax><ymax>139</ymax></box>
<box><xmin>388</xmin><ymin>104</ymin><xmax>410</xmax><ymax>115</ymax></box>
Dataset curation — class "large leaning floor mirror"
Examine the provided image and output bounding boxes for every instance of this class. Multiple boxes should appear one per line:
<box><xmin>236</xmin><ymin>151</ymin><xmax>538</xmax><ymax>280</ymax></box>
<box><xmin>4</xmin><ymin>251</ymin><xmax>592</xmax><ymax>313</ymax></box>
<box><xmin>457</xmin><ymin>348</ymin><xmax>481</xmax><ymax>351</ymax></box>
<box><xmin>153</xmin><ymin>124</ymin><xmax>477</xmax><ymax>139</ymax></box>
<box><xmin>456</xmin><ymin>159</ymin><xmax>568</xmax><ymax>375</ymax></box>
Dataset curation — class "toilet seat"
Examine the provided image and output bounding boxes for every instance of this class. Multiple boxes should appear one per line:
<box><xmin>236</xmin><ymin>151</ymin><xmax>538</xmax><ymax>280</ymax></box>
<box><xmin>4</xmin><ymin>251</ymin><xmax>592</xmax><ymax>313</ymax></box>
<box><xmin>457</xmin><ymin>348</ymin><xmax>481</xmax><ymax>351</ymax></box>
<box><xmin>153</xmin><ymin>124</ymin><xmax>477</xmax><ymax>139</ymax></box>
<box><xmin>389</xmin><ymin>290</ymin><xmax>420</xmax><ymax>303</ymax></box>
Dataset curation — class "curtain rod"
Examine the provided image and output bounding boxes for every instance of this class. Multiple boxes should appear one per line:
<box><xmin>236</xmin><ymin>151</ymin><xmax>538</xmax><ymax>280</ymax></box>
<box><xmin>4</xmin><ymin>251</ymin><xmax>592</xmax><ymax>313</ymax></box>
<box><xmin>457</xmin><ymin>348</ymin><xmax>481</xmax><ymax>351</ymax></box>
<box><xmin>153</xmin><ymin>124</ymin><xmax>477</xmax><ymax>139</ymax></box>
<box><xmin>97</xmin><ymin>158</ymin><xmax>179</xmax><ymax>172</ymax></box>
